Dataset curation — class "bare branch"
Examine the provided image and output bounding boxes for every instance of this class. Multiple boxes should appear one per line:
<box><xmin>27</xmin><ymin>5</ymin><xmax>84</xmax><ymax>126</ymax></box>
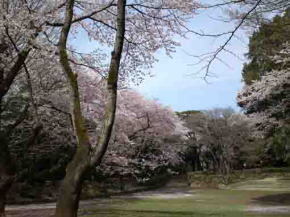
<box><xmin>46</xmin><ymin>1</ymin><xmax>115</xmax><ymax>27</ymax></box>
<box><xmin>200</xmin><ymin>0</ymin><xmax>263</xmax><ymax>78</ymax></box>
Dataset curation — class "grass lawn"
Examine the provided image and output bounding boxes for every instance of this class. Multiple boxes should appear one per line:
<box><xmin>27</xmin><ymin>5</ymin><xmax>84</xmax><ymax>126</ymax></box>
<box><xmin>79</xmin><ymin>176</ymin><xmax>290</xmax><ymax>217</ymax></box>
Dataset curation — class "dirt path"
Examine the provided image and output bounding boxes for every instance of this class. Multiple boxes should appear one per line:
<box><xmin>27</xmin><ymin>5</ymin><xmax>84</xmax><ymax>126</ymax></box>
<box><xmin>247</xmin><ymin>206</ymin><xmax>290</xmax><ymax>214</ymax></box>
<box><xmin>6</xmin><ymin>188</ymin><xmax>195</xmax><ymax>216</ymax></box>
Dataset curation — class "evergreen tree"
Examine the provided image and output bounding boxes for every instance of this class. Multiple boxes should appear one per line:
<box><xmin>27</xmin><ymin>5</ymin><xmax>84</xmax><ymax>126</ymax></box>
<box><xmin>243</xmin><ymin>11</ymin><xmax>290</xmax><ymax>84</ymax></box>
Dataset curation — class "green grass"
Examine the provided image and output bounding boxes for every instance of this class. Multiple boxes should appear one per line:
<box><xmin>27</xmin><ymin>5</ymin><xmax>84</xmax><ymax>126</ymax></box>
<box><xmin>79</xmin><ymin>177</ymin><xmax>290</xmax><ymax>217</ymax></box>
<box><xmin>224</xmin><ymin>177</ymin><xmax>290</xmax><ymax>191</ymax></box>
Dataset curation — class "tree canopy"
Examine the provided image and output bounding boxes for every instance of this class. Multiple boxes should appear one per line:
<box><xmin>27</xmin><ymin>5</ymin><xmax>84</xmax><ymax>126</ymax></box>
<box><xmin>242</xmin><ymin>10</ymin><xmax>290</xmax><ymax>84</ymax></box>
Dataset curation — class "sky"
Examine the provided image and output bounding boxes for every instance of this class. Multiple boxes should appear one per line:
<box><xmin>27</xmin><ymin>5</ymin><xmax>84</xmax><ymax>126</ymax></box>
<box><xmin>134</xmin><ymin>9</ymin><xmax>249</xmax><ymax>112</ymax></box>
<box><xmin>74</xmin><ymin>4</ymin><xmax>249</xmax><ymax>112</ymax></box>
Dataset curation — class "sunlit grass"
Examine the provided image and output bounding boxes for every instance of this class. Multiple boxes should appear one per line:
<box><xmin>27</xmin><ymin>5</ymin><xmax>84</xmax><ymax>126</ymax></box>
<box><xmin>80</xmin><ymin>186</ymin><xmax>290</xmax><ymax>217</ymax></box>
<box><xmin>224</xmin><ymin>177</ymin><xmax>290</xmax><ymax>191</ymax></box>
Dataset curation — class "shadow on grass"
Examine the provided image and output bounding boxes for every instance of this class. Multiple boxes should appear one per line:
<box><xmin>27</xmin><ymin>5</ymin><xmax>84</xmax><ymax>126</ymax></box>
<box><xmin>253</xmin><ymin>193</ymin><xmax>290</xmax><ymax>205</ymax></box>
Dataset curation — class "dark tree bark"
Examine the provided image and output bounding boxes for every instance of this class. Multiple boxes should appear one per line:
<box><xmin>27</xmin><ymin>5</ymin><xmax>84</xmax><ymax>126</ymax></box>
<box><xmin>0</xmin><ymin>44</ymin><xmax>31</xmax><ymax>217</ymax></box>
<box><xmin>54</xmin><ymin>0</ymin><xmax>126</xmax><ymax>216</ymax></box>
<box><xmin>0</xmin><ymin>49</ymin><xmax>30</xmax><ymax>101</ymax></box>
<box><xmin>0</xmin><ymin>137</ymin><xmax>15</xmax><ymax>217</ymax></box>
<box><xmin>0</xmin><ymin>175</ymin><xmax>13</xmax><ymax>217</ymax></box>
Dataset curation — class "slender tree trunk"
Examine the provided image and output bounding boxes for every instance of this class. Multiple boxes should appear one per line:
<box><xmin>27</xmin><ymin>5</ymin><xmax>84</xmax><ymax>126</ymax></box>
<box><xmin>0</xmin><ymin>177</ymin><xmax>13</xmax><ymax>217</ymax></box>
<box><xmin>0</xmin><ymin>196</ymin><xmax>4</xmax><ymax>217</ymax></box>
<box><xmin>0</xmin><ymin>138</ymin><xmax>14</xmax><ymax>217</ymax></box>
<box><xmin>90</xmin><ymin>0</ymin><xmax>126</xmax><ymax>166</ymax></box>
<box><xmin>0</xmin><ymin>183</ymin><xmax>7</xmax><ymax>217</ymax></box>
<box><xmin>55</xmin><ymin>1</ymin><xmax>91</xmax><ymax>216</ymax></box>
<box><xmin>0</xmin><ymin>17</ymin><xmax>39</xmax><ymax>217</ymax></box>
<box><xmin>55</xmin><ymin>0</ymin><xmax>126</xmax><ymax>216</ymax></box>
<box><xmin>54</xmin><ymin>145</ymin><xmax>90</xmax><ymax>217</ymax></box>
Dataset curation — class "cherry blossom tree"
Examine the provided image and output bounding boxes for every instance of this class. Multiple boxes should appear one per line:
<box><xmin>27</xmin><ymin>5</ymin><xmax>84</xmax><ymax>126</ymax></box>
<box><xmin>0</xmin><ymin>1</ymin><xmax>67</xmax><ymax>215</ymax></box>
<box><xmin>1</xmin><ymin>0</ymin><xmax>198</xmax><ymax>216</ymax></box>
<box><xmin>101</xmin><ymin>90</ymin><xmax>188</xmax><ymax>181</ymax></box>
<box><xmin>11</xmin><ymin>66</ymin><xmax>188</xmax><ymax>187</ymax></box>
<box><xmin>237</xmin><ymin>43</ymin><xmax>290</xmax><ymax>136</ymax></box>
<box><xmin>181</xmin><ymin>108</ymin><xmax>253</xmax><ymax>182</ymax></box>
<box><xmin>54</xmin><ymin>0</ymin><xmax>199</xmax><ymax>216</ymax></box>
<box><xmin>54</xmin><ymin>64</ymin><xmax>189</xmax><ymax>216</ymax></box>
<box><xmin>237</xmin><ymin>41</ymin><xmax>290</xmax><ymax>166</ymax></box>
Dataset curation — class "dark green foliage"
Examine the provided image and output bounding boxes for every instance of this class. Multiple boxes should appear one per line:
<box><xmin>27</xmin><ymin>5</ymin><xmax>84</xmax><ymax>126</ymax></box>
<box><xmin>266</xmin><ymin>125</ymin><xmax>290</xmax><ymax>167</ymax></box>
<box><xmin>260</xmin><ymin>167</ymin><xmax>290</xmax><ymax>173</ymax></box>
<box><xmin>0</xmin><ymin>84</ymin><xmax>29</xmax><ymax>135</ymax></box>
<box><xmin>239</xmin><ymin>9</ymin><xmax>290</xmax><ymax>168</ymax></box>
<box><xmin>176</xmin><ymin>110</ymin><xmax>201</xmax><ymax>116</ymax></box>
<box><xmin>0</xmin><ymin>80</ymin><xmax>76</xmax><ymax>185</ymax></box>
<box><xmin>243</xmin><ymin>11</ymin><xmax>290</xmax><ymax>84</ymax></box>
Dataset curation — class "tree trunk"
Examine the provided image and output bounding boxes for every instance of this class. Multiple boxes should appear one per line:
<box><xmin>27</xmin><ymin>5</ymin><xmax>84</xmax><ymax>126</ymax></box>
<box><xmin>0</xmin><ymin>197</ymin><xmax>4</xmax><ymax>217</ymax></box>
<box><xmin>0</xmin><ymin>194</ymin><xmax>5</xmax><ymax>217</ymax></box>
<box><xmin>55</xmin><ymin>0</ymin><xmax>91</xmax><ymax>215</ymax></box>
<box><xmin>0</xmin><ymin>170</ymin><xmax>14</xmax><ymax>217</ymax></box>
<box><xmin>55</xmin><ymin>0</ymin><xmax>126</xmax><ymax>216</ymax></box>
<box><xmin>0</xmin><ymin>178</ymin><xmax>13</xmax><ymax>217</ymax></box>
<box><xmin>54</xmin><ymin>145</ymin><xmax>90</xmax><ymax>217</ymax></box>
<box><xmin>0</xmin><ymin>136</ymin><xmax>15</xmax><ymax>217</ymax></box>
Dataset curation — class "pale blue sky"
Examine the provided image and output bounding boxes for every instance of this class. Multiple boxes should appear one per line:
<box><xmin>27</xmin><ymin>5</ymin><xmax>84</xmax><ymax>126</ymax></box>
<box><xmin>135</xmin><ymin>8</ymin><xmax>249</xmax><ymax>112</ymax></box>
<box><xmin>73</xmin><ymin>5</ymin><xmax>249</xmax><ymax>112</ymax></box>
